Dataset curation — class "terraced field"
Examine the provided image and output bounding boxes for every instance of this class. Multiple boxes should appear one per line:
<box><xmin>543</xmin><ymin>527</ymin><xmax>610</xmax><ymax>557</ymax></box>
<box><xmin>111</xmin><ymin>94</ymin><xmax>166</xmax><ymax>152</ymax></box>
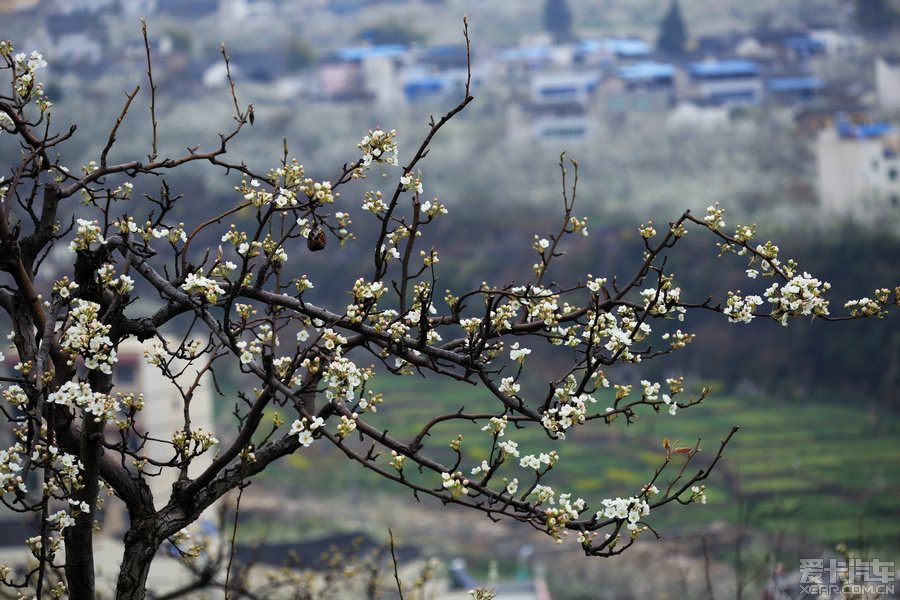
<box><xmin>269</xmin><ymin>375</ymin><xmax>900</xmax><ymax>553</ymax></box>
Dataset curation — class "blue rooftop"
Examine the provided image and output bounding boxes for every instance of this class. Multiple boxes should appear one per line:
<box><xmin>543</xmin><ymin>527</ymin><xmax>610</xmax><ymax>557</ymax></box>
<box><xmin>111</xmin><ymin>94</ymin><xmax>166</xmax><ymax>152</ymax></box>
<box><xmin>334</xmin><ymin>45</ymin><xmax>407</xmax><ymax>62</ymax></box>
<box><xmin>836</xmin><ymin>118</ymin><xmax>895</xmax><ymax>139</ymax></box>
<box><xmin>766</xmin><ymin>76</ymin><xmax>822</xmax><ymax>92</ymax></box>
<box><xmin>603</xmin><ymin>38</ymin><xmax>653</xmax><ymax>58</ymax></box>
<box><xmin>688</xmin><ymin>60</ymin><xmax>759</xmax><ymax>78</ymax></box>
<box><xmin>785</xmin><ymin>36</ymin><xmax>825</xmax><ymax>52</ymax></box>
<box><xmin>404</xmin><ymin>75</ymin><xmax>445</xmax><ymax>100</ymax></box>
<box><xmin>422</xmin><ymin>45</ymin><xmax>468</xmax><ymax>60</ymax></box>
<box><xmin>577</xmin><ymin>39</ymin><xmax>604</xmax><ymax>54</ymax></box>
<box><xmin>500</xmin><ymin>46</ymin><xmax>552</xmax><ymax>62</ymax></box>
<box><xmin>617</xmin><ymin>62</ymin><xmax>676</xmax><ymax>80</ymax></box>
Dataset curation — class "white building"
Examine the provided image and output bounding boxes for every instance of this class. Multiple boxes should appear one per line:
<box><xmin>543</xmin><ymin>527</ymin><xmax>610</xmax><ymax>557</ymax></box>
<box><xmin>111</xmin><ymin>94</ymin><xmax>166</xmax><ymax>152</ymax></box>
<box><xmin>529</xmin><ymin>71</ymin><xmax>600</xmax><ymax>106</ymax></box>
<box><xmin>816</xmin><ymin>120</ymin><xmax>900</xmax><ymax>213</ymax></box>
<box><xmin>685</xmin><ymin>60</ymin><xmax>763</xmax><ymax>105</ymax></box>
<box><xmin>113</xmin><ymin>338</ymin><xmax>217</xmax><ymax>512</ymax></box>
<box><xmin>0</xmin><ymin>338</ymin><xmax>219</xmax><ymax>595</ymax></box>
<box><xmin>875</xmin><ymin>56</ymin><xmax>900</xmax><ymax>112</ymax></box>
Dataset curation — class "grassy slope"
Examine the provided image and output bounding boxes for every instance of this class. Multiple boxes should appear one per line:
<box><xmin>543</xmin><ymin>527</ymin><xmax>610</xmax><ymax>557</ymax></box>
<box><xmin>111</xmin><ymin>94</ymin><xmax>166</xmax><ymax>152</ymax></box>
<box><xmin>266</xmin><ymin>374</ymin><xmax>900</xmax><ymax>553</ymax></box>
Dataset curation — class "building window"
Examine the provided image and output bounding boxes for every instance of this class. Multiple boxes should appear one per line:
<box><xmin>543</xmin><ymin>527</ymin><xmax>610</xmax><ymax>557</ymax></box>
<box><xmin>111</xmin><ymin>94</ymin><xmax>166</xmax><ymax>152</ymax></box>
<box><xmin>115</xmin><ymin>365</ymin><xmax>136</xmax><ymax>385</ymax></box>
<box><xmin>889</xmin><ymin>167</ymin><xmax>898</xmax><ymax>181</ymax></box>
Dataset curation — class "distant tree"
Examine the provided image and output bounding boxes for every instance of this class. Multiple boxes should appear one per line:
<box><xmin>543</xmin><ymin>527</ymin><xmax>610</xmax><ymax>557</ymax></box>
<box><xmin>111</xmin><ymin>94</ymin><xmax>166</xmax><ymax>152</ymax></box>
<box><xmin>286</xmin><ymin>38</ymin><xmax>316</xmax><ymax>71</ymax></box>
<box><xmin>854</xmin><ymin>0</ymin><xmax>900</xmax><ymax>31</ymax></box>
<box><xmin>543</xmin><ymin>0</ymin><xmax>573</xmax><ymax>44</ymax></box>
<box><xmin>357</xmin><ymin>20</ymin><xmax>426</xmax><ymax>46</ymax></box>
<box><xmin>657</xmin><ymin>0</ymin><xmax>688</xmax><ymax>55</ymax></box>
<box><xmin>0</xmin><ymin>17</ymin><xmax>896</xmax><ymax>600</ymax></box>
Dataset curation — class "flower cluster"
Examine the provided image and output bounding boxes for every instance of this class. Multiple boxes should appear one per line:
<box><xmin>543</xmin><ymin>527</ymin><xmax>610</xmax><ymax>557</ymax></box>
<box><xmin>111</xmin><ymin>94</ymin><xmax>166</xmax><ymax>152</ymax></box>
<box><xmin>704</xmin><ymin>202</ymin><xmax>726</xmax><ymax>230</ymax></box>
<box><xmin>61</xmin><ymin>300</ymin><xmax>117</xmax><ymax>374</ymax></box>
<box><xmin>509</xmin><ymin>342</ymin><xmax>531</xmax><ymax>363</ymax></box>
<box><xmin>97</xmin><ymin>264</ymin><xmax>134</xmax><ymax>295</ymax></box>
<box><xmin>358</xmin><ymin>128</ymin><xmax>399</xmax><ymax>167</ymax></box>
<box><xmin>459</xmin><ymin>317</ymin><xmax>482</xmax><ymax>337</ymax></box>
<box><xmin>51</xmin><ymin>277</ymin><xmax>79</xmax><ymax>300</ymax></box>
<box><xmin>181</xmin><ymin>270</ymin><xmax>226</xmax><ymax>304</ymax></box>
<box><xmin>569</xmin><ymin>215</ymin><xmax>589</xmax><ymax>237</ymax></box>
<box><xmin>400</xmin><ymin>172</ymin><xmax>423</xmax><ymax>194</ymax></box>
<box><xmin>544</xmin><ymin>492</ymin><xmax>587</xmax><ymax>540</ymax></box>
<box><xmin>238</xmin><ymin>178</ymin><xmax>273</xmax><ymax>207</ymax></box>
<box><xmin>480</xmin><ymin>415</ymin><xmax>508</xmax><ymax>437</ymax></box>
<box><xmin>690</xmin><ymin>484</ymin><xmax>708</xmax><ymax>504</ymax></box>
<box><xmin>520</xmin><ymin>451</ymin><xmax>558</xmax><ymax>471</ymax></box>
<box><xmin>298</xmin><ymin>178</ymin><xmax>335</xmax><ymax>205</ymax></box>
<box><xmin>723</xmin><ymin>291</ymin><xmax>764</xmax><ymax>324</ymax></box>
<box><xmin>336</xmin><ymin>414</ymin><xmax>357</xmax><ymax>438</ymax></box>
<box><xmin>389</xmin><ymin>450</ymin><xmax>405</xmax><ymax>471</ymax></box>
<box><xmin>236</xmin><ymin>339</ymin><xmax>261</xmax><ymax>364</ymax></box>
<box><xmin>68</xmin><ymin>219</ymin><xmax>105</xmax><ymax>252</ymax></box>
<box><xmin>640</xmin><ymin>277</ymin><xmax>685</xmax><ymax>320</ymax></box>
<box><xmin>639</xmin><ymin>221</ymin><xmax>657</xmax><ymax>239</ymax></box>
<box><xmin>172</xmin><ymin>428</ymin><xmax>220</xmax><ymax>455</ymax></box>
<box><xmin>586</xmin><ymin>274</ymin><xmax>607</xmax><ymax>293</ymax></box>
<box><xmin>351</xmin><ymin>278</ymin><xmax>386</xmax><ymax>304</ymax></box>
<box><xmin>640</xmin><ymin>379</ymin><xmax>678</xmax><ymax>415</ymax></box>
<box><xmin>764</xmin><ymin>272</ymin><xmax>831</xmax><ymax>323</ymax></box>
<box><xmin>542</xmin><ymin>376</ymin><xmax>596</xmax><ymax>439</ymax></box>
<box><xmin>531</xmin><ymin>484</ymin><xmax>555</xmax><ymax>504</ymax></box>
<box><xmin>845</xmin><ymin>288</ymin><xmax>895</xmax><ymax>317</ymax></box>
<box><xmin>441</xmin><ymin>471</ymin><xmax>469</xmax><ymax>498</ymax></box>
<box><xmin>499</xmin><ymin>377</ymin><xmax>520</xmax><ymax>397</ymax></box>
<box><xmin>581</xmin><ymin>309</ymin><xmax>646</xmax><ymax>362</ymax></box>
<box><xmin>419</xmin><ymin>198</ymin><xmax>448</xmax><ymax>219</ymax></box>
<box><xmin>733</xmin><ymin>223</ymin><xmax>757</xmax><ymax>244</ymax></box>
<box><xmin>289</xmin><ymin>416</ymin><xmax>324</xmax><ymax>447</ymax></box>
<box><xmin>323</xmin><ymin>356</ymin><xmax>372</xmax><ymax>403</ymax></box>
<box><xmin>0</xmin><ymin>443</ymin><xmax>26</xmax><ymax>493</ymax></box>
<box><xmin>47</xmin><ymin>509</ymin><xmax>76</xmax><ymax>531</ymax></box>
<box><xmin>48</xmin><ymin>380</ymin><xmax>120</xmax><ymax>422</ymax></box>
<box><xmin>511</xmin><ymin>285</ymin><xmax>560</xmax><ymax>327</ymax></box>
<box><xmin>13</xmin><ymin>50</ymin><xmax>48</xmax><ymax>103</ymax></box>
<box><xmin>470</xmin><ymin>459</ymin><xmax>491</xmax><ymax>476</ymax></box>
<box><xmin>661</xmin><ymin>329</ymin><xmax>695</xmax><ymax>349</ymax></box>
<box><xmin>362</xmin><ymin>190</ymin><xmax>387</xmax><ymax>214</ymax></box>
<box><xmin>533</xmin><ymin>236</ymin><xmax>551</xmax><ymax>254</ymax></box>
<box><xmin>597</xmin><ymin>495</ymin><xmax>651</xmax><ymax>531</ymax></box>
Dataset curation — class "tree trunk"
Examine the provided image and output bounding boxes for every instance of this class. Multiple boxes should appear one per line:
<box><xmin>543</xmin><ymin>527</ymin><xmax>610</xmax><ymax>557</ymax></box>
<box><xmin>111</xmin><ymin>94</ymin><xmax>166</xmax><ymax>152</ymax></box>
<box><xmin>64</xmin><ymin>417</ymin><xmax>104</xmax><ymax>600</ymax></box>
<box><xmin>63</xmin><ymin>515</ymin><xmax>96</xmax><ymax>600</ymax></box>
<box><xmin>115</xmin><ymin>520</ymin><xmax>160</xmax><ymax>600</ymax></box>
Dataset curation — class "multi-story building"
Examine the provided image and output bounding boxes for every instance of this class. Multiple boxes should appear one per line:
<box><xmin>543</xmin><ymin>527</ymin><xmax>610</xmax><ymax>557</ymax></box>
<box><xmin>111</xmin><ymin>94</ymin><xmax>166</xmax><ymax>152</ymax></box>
<box><xmin>507</xmin><ymin>70</ymin><xmax>601</xmax><ymax>144</ymax></box>
<box><xmin>599</xmin><ymin>61</ymin><xmax>677</xmax><ymax>114</ymax></box>
<box><xmin>1</xmin><ymin>338</ymin><xmax>216</xmax><ymax>515</ymax></box>
<box><xmin>816</xmin><ymin>118</ymin><xmax>900</xmax><ymax>213</ymax></box>
<box><xmin>875</xmin><ymin>56</ymin><xmax>900</xmax><ymax>112</ymax></box>
<box><xmin>685</xmin><ymin>59</ymin><xmax>763</xmax><ymax>105</ymax></box>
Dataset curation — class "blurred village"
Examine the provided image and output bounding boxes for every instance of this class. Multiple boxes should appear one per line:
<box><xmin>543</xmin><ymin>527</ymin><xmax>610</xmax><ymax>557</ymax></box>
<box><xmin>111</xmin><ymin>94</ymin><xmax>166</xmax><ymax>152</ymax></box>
<box><xmin>1</xmin><ymin>0</ymin><xmax>900</xmax><ymax>216</ymax></box>
<box><xmin>0</xmin><ymin>1</ymin><xmax>899</xmax><ymax>598</ymax></box>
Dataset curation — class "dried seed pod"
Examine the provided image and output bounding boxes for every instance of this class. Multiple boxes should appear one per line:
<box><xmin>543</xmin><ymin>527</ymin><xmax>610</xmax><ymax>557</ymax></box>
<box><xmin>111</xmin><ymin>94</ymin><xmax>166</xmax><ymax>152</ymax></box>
<box><xmin>307</xmin><ymin>225</ymin><xmax>326</xmax><ymax>251</ymax></box>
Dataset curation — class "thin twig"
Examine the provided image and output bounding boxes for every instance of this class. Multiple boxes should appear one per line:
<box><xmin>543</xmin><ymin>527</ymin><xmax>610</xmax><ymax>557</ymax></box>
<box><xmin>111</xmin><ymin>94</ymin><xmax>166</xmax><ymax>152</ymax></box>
<box><xmin>141</xmin><ymin>19</ymin><xmax>158</xmax><ymax>162</ymax></box>
<box><xmin>224</xmin><ymin>482</ymin><xmax>246</xmax><ymax>600</ymax></box>
<box><xmin>389</xmin><ymin>529</ymin><xmax>404</xmax><ymax>600</ymax></box>
<box><xmin>703</xmin><ymin>535</ymin><xmax>715</xmax><ymax>600</ymax></box>
<box><xmin>100</xmin><ymin>85</ymin><xmax>140</xmax><ymax>168</ymax></box>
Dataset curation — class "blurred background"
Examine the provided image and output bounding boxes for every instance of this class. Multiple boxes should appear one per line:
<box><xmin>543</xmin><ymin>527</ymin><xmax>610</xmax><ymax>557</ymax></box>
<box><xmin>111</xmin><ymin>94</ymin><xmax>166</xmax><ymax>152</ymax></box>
<box><xmin>0</xmin><ymin>0</ymin><xmax>899</xmax><ymax>598</ymax></box>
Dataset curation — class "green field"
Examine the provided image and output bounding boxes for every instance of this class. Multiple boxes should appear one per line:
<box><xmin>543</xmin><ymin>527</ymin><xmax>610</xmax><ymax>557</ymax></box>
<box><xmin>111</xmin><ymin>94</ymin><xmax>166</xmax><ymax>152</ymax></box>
<box><xmin>265</xmin><ymin>374</ymin><xmax>900</xmax><ymax>554</ymax></box>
